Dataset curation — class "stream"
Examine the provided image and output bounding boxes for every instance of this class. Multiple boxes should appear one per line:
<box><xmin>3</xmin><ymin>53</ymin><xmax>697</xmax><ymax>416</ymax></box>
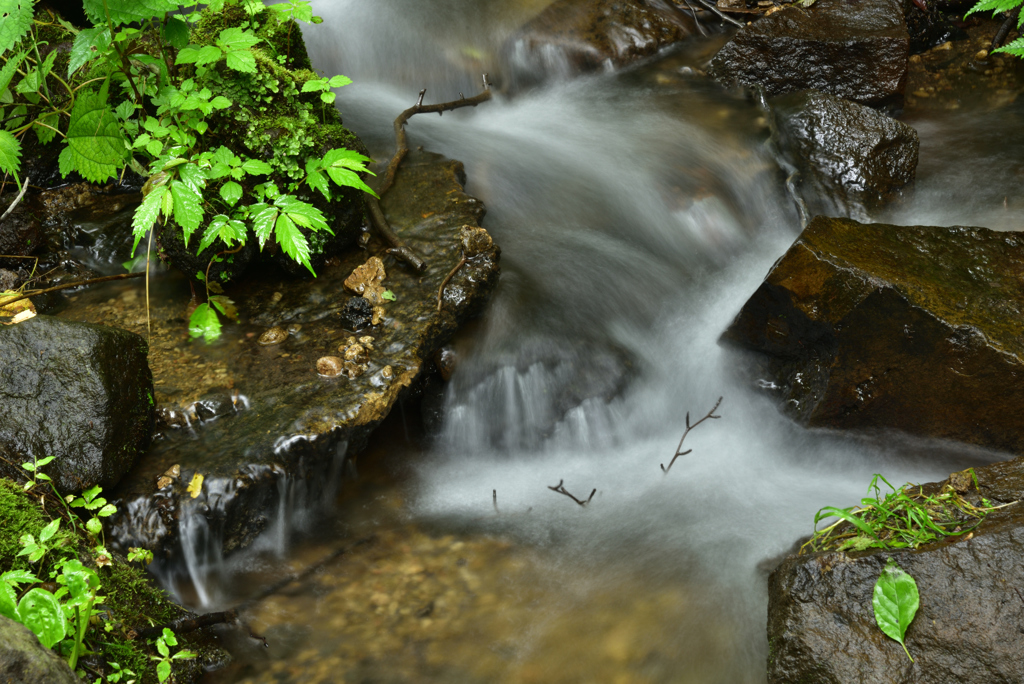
<box><xmin>102</xmin><ymin>1</ymin><xmax>1024</xmax><ymax>682</ymax></box>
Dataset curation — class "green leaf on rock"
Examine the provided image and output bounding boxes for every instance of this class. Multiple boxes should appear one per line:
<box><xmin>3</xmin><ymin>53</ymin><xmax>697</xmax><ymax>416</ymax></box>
<box><xmin>873</xmin><ymin>559</ymin><xmax>919</xmax><ymax>662</ymax></box>
<box><xmin>189</xmin><ymin>303</ymin><xmax>221</xmax><ymax>342</ymax></box>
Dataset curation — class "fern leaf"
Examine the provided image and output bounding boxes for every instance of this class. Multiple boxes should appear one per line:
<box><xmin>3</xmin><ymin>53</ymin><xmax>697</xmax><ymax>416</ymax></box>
<box><xmin>994</xmin><ymin>35</ymin><xmax>1024</xmax><ymax>57</ymax></box>
<box><xmin>965</xmin><ymin>0</ymin><xmax>1023</xmax><ymax>15</ymax></box>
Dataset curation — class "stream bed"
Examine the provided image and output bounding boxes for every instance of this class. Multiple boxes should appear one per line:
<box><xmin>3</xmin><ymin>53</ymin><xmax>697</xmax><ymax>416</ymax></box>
<box><xmin>64</xmin><ymin>0</ymin><xmax>1024</xmax><ymax>681</ymax></box>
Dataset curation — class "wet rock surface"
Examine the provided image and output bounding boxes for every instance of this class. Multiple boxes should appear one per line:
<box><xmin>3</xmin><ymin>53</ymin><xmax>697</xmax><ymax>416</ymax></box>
<box><xmin>768</xmin><ymin>457</ymin><xmax>1024</xmax><ymax>683</ymax></box>
<box><xmin>770</xmin><ymin>89</ymin><xmax>920</xmax><ymax>220</ymax></box>
<box><xmin>70</xmin><ymin>151</ymin><xmax>500</xmax><ymax>557</ymax></box>
<box><xmin>708</xmin><ymin>0</ymin><xmax>910</xmax><ymax>106</ymax></box>
<box><xmin>721</xmin><ymin>216</ymin><xmax>1024</xmax><ymax>454</ymax></box>
<box><xmin>0</xmin><ymin>315</ymin><xmax>154</xmax><ymax>494</ymax></box>
<box><xmin>0</xmin><ymin>615</ymin><xmax>79</xmax><ymax>684</ymax></box>
<box><xmin>504</xmin><ymin>0</ymin><xmax>701</xmax><ymax>85</ymax></box>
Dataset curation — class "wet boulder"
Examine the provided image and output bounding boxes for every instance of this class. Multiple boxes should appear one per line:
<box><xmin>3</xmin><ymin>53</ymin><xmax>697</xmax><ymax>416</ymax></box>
<box><xmin>708</xmin><ymin>0</ymin><xmax>910</xmax><ymax>107</ymax></box>
<box><xmin>721</xmin><ymin>216</ymin><xmax>1024</xmax><ymax>454</ymax></box>
<box><xmin>771</xmin><ymin>89</ymin><xmax>919</xmax><ymax>220</ymax></box>
<box><xmin>0</xmin><ymin>616</ymin><xmax>79</xmax><ymax>684</ymax></box>
<box><xmin>0</xmin><ymin>315</ymin><xmax>154</xmax><ymax>493</ymax></box>
<box><xmin>768</xmin><ymin>457</ymin><xmax>1024</xmax><ymax>683</ymax></box>
<box><xmin>503</xmin><ymin>0</ymin><xmax>699</xmax><ymax>85</ymax></box>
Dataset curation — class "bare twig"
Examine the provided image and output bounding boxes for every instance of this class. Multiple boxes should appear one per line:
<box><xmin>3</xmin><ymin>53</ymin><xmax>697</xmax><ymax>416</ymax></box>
<box><xmin>367</xmin><ymin>74</ymin><xmax>493</xmax><ymax>273</ymax></box>
<box><xmin>0</xmin><ymin>272</ymin><xmax>145</xmax><ymax>309</ymax></box>
<box><xmin>0</xmin><ymin>177</ymin><xmax>30</xmax><ymax>225</ymax></box>
<box><xmin>493</xmin><ymin>489</ymin><xmax>499</xmax><ymax>514</ymax></box>
<box><xmin>437</xmin><ymin>251</ymin><xmax>466</xmax><ymax>312</ymax></box>
<box><xmin>547</xmin><ymin>479</ymin><xmax>596</xmax><ymax>507</ymax></box>
<box><xmin>679</xmin><ymin>0</ymin><xmax>709</xmax><ymax>36</ymax></box>
<box><xmin>689</xmin><ymin>0</ymin><xmax>745</xmax><ymax>26</ymax></box>
<box><xmin>661</xmin><ymin>396</ymin><xmax>722</xmax><ymax>474</ymax></box>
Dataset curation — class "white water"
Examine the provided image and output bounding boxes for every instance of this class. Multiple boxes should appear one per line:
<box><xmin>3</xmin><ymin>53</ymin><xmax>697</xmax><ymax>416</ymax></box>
<box><xmin>200</xmin><ymin>1</ymin><xmax>1020</xmax><ymax>680</ymax></box>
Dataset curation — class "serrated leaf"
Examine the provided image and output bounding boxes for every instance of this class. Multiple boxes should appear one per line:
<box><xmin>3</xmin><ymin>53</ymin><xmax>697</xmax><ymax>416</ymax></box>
<box><xmin>171</xmin><ymin>179</ymin><xmax>203</xmax><ymax>246</ymax></box>
<box><xmin>305</xmin><ymin>167</ymin><xmax>331</xmax><ymax>200</ymax></box>
<box><xmin>873</xmin><ymin>560</ymin><xmax>919</xmax><ymax>662</ymax></box>
<box><xmin>146</xmin><ymin>139</ymin><xmax>164</xmax><ymax>157</ymax></box>
<box><xmin>163</xmin><ymin>16</ymin><xmax>190</xmax><ymax>49</ymax></box>
<box><xmin>219</xmin><ymin>181</ymin><xmax>243</xmax><ymax>206</ymax></box>
<box><xmin>274</xmin><ymin>213</ymin><xmax>315</xmax><ymax>275</ymax></box>
<box><xmin>241</xmin><ymin>158</ymin><xmax>272</xmax><ymax>175</ymax></box>
<box><xmin>994</xmin><ymin>35</ymin><xmax>1024</xmax><ymax>57</ymax></box>
<box><xmin>177</xmin><ymin>163</ymin><xmax>206</xmax><ymax>194</ymax></box>
<box><xmin>63</xmin><ymin>90</ymin><xmax>127</xmax><ymax>183</ymax></box>
<box><xmin>328</xmin><ymin>74</ymin><xmax>352</xmax><ymax>88</ymax></box>
<box><xmin>209</xmin><ymin>294</ymin><xmax>239</xmax><ymax>321</ymax></box>
<box><xmin>217</xmin><ymin>26</ymin><xmax>262</xmax><ymax>50</ymax></box>
<box><xmin>225</xmin><ymin>49</ymin><xmax>257</xmax><ymax>73</ymax></box>
<box><xmin>250</xmin><ymin>203</ymin><xmax>277</xmax><ymax>248</ymax></box>
<box><xmin>116</xmin><ymin>99</ymin><xmax>134</xmax><ymax>120</ymax></box>
<box><xmin>0</xmin><ymin>129</ymin><xmax>21</xmax><ymax>180</ymax></box>
<box><xmin>131</xmin><ymin>182</ymin><xmax>168</xmax><ymax>255</ymax></box>
<box><xmin>197</xmin><ymin>214</ymin><xmax>246</xmax><ymax>253</ymax></box>
<box><xmin>1</xmin><ymin>569</ymin><xmax>38</xmax><ymax>585</ymax></box>
<box><xmin>82</xmin><ymin>0</ymin><xmax>179</xmax><ymax>27</ymax></box>
<box><xmin>0</xmin><ymin>49</ymin><xmax>26</xmax><ymax>95</ymax></box>
<box><xmin>0</xmin><ymin>0</ymin><xmax>33</xmax><ymax>55</ymax></box>
<box><xmin>189</xmin><ymin>304</ymin><xmax>220</xmax><ymax>342</ymax></box>
<box><xmin>276</xmin><ymin>194</ymin><xmax>329</xmax><ymax>232</ymax></box>
<box><xmin>33</xmin><ymin>111</ymin><xmax>59</xmax><ymax>146</ymax></box>
<box><xmin>210</xmin><ymin>95</ymin><xmax>232</xmax><ymax>109</ymax></box>
<box><xmin>964</xmin><ymin>0</ymin><xmax>1022</xmax><ymax>13</ymax></box>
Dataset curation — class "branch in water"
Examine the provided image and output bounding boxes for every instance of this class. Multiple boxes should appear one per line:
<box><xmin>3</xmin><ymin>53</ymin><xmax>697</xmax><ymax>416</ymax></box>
<box><xmin>547</xmin><ymin>479</ymin><xmax>596</xmax><ymax>506</ymax></box>
<box><xmin>661</xmin><ymin>396</ymin><xmax>722</xmax><ymax>474</ymax></box>
<box><xmin>0</xmin><ymin>272</ymin><xmax>146</xmax><ymax>310</ymax></box>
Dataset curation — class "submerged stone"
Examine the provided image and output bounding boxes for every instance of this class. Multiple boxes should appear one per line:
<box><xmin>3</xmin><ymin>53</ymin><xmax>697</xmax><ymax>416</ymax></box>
<box><xmin>504</xmin><ymin>0</ymin><xmax>700</xmax><ymax>85</ymax></box>
<box><xmin>770</xmin><ymin>89</ymin><xmax>919</xmax><ymax>220</ymax></box>
<box><xmin>0</xmin><ymin>316</ymin><xmax>154</xmax><ymax>494</ymax></box>
<box><xmin>708</xmin><ymin>0</ymin><xmax>909</xmax><ymax>106</ymax></box>
<box><xmin>103</xmin><ymin>151</ymin><xmax>499</xmax><ymax>557</ymax></box>
<box><xmin>721</xmin><ymin>216</ymin><xmax>1024</xmax><ymax>454</ymax></box>
<box><xmin>768</xmin><ymin>457</ymin><xmax>1024</xmax><ymax>683</ymax></box>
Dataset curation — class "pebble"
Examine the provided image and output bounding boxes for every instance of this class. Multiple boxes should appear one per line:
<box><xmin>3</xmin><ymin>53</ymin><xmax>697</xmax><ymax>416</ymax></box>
<box><xmin>258</xmin><ymin>326</ymin><xmax>288</xmax><ymax>345</ymax></box>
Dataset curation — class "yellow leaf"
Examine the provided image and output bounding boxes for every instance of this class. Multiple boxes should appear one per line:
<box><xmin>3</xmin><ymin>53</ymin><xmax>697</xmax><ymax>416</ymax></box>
<box><xmin>187</xmin><ymin>473</ymin><xmax>204</xmax><ymax>498</ymax></box>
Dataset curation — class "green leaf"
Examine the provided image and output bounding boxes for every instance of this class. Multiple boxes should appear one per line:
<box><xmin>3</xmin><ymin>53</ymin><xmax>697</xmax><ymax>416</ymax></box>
<box><xmin>381</xmin><ymin>290</ymin><xmax>396</xmax><ymax>301</ymax></box>
<box><xmin>241</xmin><ymin>158</ymin><xmax>272</xmax><ymax>175</ymax></box>
<box><xmin>321</xmin><ymin>148</ymin><xmax>377</xmax><ymax>197</ymax></box>
<box><xmin>82</xmin><ymin>0</ymin><xmax>179</xmax><ymax>26</ymax></box>
<box><xmin>189</xmin><ymin>303</ymin><xmax>222</xmax><ymax>342</ymax></box>
<box><xmin>0</xmin><ymin>129</ymin><xmax>21</xmax><ymax>181</ymax></box>
<box><xmin>1</xmin><ymin>570</ymin><xmax>38</xmax><ymax>585</ymax></box>
<box><xmin>63</xmin><ymin>90</ymin><xmax>127</xmax><ymax>183</ymax></box>
<box><xmin>276</xmin><ymin>195</ymin><xmax>329</xmax><ymax>232</ymax></box>
<box><xmin>994</xmin><ymin>35</ymin><xmax>1024</xmax><ymax>58</ymax></box>
<box><xmin>209</xmin><ymin>294</ymin><xmax>239</xmax><ymax>321</ymax></box>
<box><xmin>34</xmin><ymin>111</ymin><xmax>59</xmax><ymax>146</ymax></box>
<box><xmin>197</xmin><ymin>214</ymin><xmax>246</xmax><ymax>253</ymax></box>
<box><xmin>39</xmin><ymin>518</ymin><xmax>60</xmax><ymax>543</ymax></box>
<box><xmin>131</xmin><ymin>182</ymin><xmax>169</xmax><ymax>255</ymax></box>
<box><xmin>0</xmin><ymin>584</ymin><xmax>18</xmax><ymax>621</ymax></box>
<box><xmin>210</xmin><ymin>95</ymin><xmax>232</xmax><ymax>109</ymax></box>
<box><xmin>964</xmin><ymin>0</ymin><xmax>1023</xmax><ymax>14</ymax></box>
<box><xmin>320</xmin><ymin>91</ymin><xmax>336</xmax><ymax>104</ymax></box>
<box><xmin>225</xmin><ymin>49</ymin><xmax>257</xmax><ymax>73</ymax></box>
<box><xmin>0</xmin><ymin>49</ymin><xmax>26</xmax><ymax>95</ymax></box>
<box><xmin>328</xmin><ymin>74</ymin><xmax>352</xmax><ymax>88</ymax></box>
<box><xmin>171</xmin><ymin>179</ymin><xmax>204</xmax><ymax>246</ymax></box>
<box><xmin>814</xmin><ymin>506</ymin><xmax>878</xmax><ymax>540</ymax></box>
<box><xmin>302</xmin><ymin>79</ymin><xmax>325</xmax><ymax>92</ymax></box>
<box><xmin>156</xmin><ymin>660</ymin><xmax>171</xmax><ymax>683</ymax></box>
<box><xmin>304</xmin><ymin>167</ymin><xmax>330</xmax><ymax>200</ymax></box>
<box><xmin>85</xmin><ymin>517</ymin><xmax>103</xmax><ymax>536</ymax></box>
<box><xmin>163</xmin><ymin>16</ymin><xmax>190</xmax><ymax>49</ymax></box>
<box><xmin>17</xmin><ymin>588</ymin><xmax>67</xmax><ymax>649</ymax></box>
<box><xmin>217</xmin><ymin>26</ymin><xmax>262</xmax><ymax>50</ymax></box>
<box><xmin>250</xmin><ymin>204</ymin><xmax>277</xmax><ymax>248</ymax></box>
<box><xmin>97</xmin><ymin>503</ymin><xmax>117</xmax><ymax>517</ymax></box>
<box><xmin>873</xmin><ymin>559</ymin><xmax>919</xmax><ymax>662</ymax></box>
<box><xmin>219</xmin><ymin>181</ymin><xmax>243</xmax><ymax>206</ymax></box>
<box><xmin>0</xmin><ymin>0</ymin><xmax>33</xmax><ymax>55</ymax></box>
<box><xmin>274</xmin><ymin>213</ymin><xmax>314</xmax><ymax>275</ymax></box>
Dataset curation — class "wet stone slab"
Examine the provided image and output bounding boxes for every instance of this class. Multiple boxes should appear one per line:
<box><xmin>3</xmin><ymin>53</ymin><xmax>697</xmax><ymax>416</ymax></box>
<box><xmin>58</xmin><ymin>150</ymin><xmax>499</xmax><ymax>560</ymax></box>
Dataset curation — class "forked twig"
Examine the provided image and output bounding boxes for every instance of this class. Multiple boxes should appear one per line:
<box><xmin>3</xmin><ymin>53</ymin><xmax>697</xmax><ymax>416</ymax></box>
<box><xmin>661</xmin><ymin>396</ymin><xmax>723</xmax><ymax>474</ymax></box>
<box><xmin>0</xmin><ymin>177</ymin><xmax>30</xmax><ymax>224</ymax></box>
<box><xmin>547</xmin><ymin>479</ymin><xmax>596</xmax><ymax>507</ymax></box>
<box><xmin>367</xmin><ymin>74</ymin><xmax>493</xmax><ymax>273</ymax></box>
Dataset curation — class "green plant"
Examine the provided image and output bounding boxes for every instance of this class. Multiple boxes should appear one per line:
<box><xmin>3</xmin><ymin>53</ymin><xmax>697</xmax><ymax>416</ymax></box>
<box><xmin>20</xmin><ymin>454</ymin><xmax>56</xmax><ymax>491</ymax></box>
<box><xmin>1</xmin><ymin>0</ymin><xmax>377</xmax><ymax>342</ymax></box>
<box><xmin>151</xmin><ymin>627</ymin><xmax>197</xmax><ymax>683</ymax></box>
<box><xmin>872</xmin><ymin>559</ymin><xmax>919</xmax><ymax>662</ymax></box>
<box><xmin>966</xmin><ymin>0</ymin><xmax>1024</xmax><ymax>57</ymax></box>
<box><xmin>17</xmin><ymin>517</ymin><xmax>60</xmax><ymax>563</ymax></box>
<box><xmin>801</xmin><ymin>472</ymin><xmax>1005</xmax><ymax>553</ymax></box>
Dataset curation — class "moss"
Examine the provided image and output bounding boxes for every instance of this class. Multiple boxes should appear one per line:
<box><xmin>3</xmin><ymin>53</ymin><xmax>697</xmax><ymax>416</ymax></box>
<box><xmin>0</xmin><ymin>478</ymin><xmax>48</xmax><ymax>571</ymax></box>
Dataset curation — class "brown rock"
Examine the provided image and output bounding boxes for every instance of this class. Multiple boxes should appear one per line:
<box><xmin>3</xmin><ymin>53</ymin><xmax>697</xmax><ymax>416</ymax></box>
<box><xmin>722</xmin><ymin>216</ymin><xmax>1024</xmax><ymax>454</ymax></box>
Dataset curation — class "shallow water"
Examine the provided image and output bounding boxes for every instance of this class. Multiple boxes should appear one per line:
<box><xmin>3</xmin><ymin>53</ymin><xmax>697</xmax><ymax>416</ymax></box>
<box><xmin>188</xmin><ymin>2</ymin><xmax>1024</xmax><ymax>682</ymax></box>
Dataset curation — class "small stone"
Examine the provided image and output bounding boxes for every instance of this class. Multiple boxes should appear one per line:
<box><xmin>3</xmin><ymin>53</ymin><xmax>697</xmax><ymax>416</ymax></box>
<box><xmin>359</xmin><ymin>336</ymin><xmax>374</xmax><ymax>350</ymax></box>
<box><xmin>270</xmin><ymin>291</ymin><xmax>283</xmax><ymax>304</ymax></box>
<box><xmin>343</xmin><ymin>344</ymin><xmax>367</xmax><ymax>363</ymax></box>
<box><xmin>258</xmin><ymin>326</ymin><xmax>288</xmax><ymax>345</ymax></box>
<box><xmin>933</xmin><ymin>41</ymin><xmax>952</xmax><ymax>51</ymax></box>
<box><xmin>910</xmin><ymin>54</ymin><xmax>921</xmax><ymax>63</ymax></box>
<box><xmin>381</xmin><ymin>365</ymin><xmax>394</xmax><ymax>380</ymax></box>
<box><xmin>975</xmin><ymin>49</ymin><xmax>989</xmax><ymax>60</ymax></box>
<box><xmin>343</xmin><ymin>361</ymin><xmax>365</xmax><ymax>378</ymax></box>
<box><xmin>317</xmin><ymin>356</ymin><xmax>344</xmax><ymax>377</ymax></box>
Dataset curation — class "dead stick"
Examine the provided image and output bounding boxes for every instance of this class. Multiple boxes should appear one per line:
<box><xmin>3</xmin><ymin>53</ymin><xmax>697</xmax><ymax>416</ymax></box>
<box><xmin>547</xmin><ymin>479</ymin><xmax>596</xmax><ymax>507</ymax></box>
<box><xmin>0</xmin><ymin>272</ymin><xmax>145</xmax><ymax>309</ymax></box>
<box><xmin>365</xmin><ymin>196</ymin><xmax>427</xmax><ymax>272</ymax></box>
<box><xmin>661</xmin><ymin>396</ymin><xmax>723</xmax><ymax>474</ymax></box>
<box><xmin>437</xmin><ymin>251</ymin><xmax>466</xmax><ymax>312</ymax></box>
<box><xmin>0</xmin><ymin>177</ymin><xmax>30</xmax><ymax>225</ymax></box>
<box><xmin>689</xmin><ymin>0</ymin><xmax>745</xmax><ymax>27</ymax></box>
<box><xmin>135</xmin><ymin>610</ymin><xmax>238</xmax><ymax>640</ymax></box>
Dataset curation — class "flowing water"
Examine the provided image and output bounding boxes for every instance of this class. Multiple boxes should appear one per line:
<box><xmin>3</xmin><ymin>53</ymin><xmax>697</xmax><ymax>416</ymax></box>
<box><xmin>176</xmin><ymin>2</ymin><xmax>1024</xmax><ymax>682</ymax></box>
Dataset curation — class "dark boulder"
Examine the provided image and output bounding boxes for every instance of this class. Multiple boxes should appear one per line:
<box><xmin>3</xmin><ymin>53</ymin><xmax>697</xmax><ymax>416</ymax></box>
<box><xmin>721</xmin><ymin>216</ymin><xmax>1024</xmax><ymax>454</ymax></box>
<box><xmin>708</xmin><ymin>0</ymin><xmax>910</xmax><ymax>107</ymax></box>
<box><xmin>503</xmin><ymin>0</ymin><xmax>699</xmax><ymax>85</ymax></box>
<box><xmin>768</xmin><ymin>458</ymin><xmax>1024</xmax><ymax>683</ymax></box>
<box><xmin>770</xmin><ymin>89</ymin><xmax>919</xmax><ymax>220</ymax></box>
<box><xmin>0</xmin><ymin>615</ymin><xmax>79</xmax><ymax>684</ymax></box>
<box><xmin>0</xmin><ymin>315</ymin><xmax>154</xmax><ymax>493</ymax></box>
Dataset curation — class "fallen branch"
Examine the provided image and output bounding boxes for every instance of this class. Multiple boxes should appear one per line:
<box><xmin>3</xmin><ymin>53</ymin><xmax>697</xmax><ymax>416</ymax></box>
<box><xmin>367</xmin><ymin>74</ymin><xmax>494</xmax><ymax>273</ymax></box>
<box><xmin>661</xmin><ymin>396</ymin><xmax>722</xmax><ymax>474</ymax></box>
<box><xmin>547</xmin><ymin>479</ymin><xmax>596</xmax><ymax>507</ymax></box>
<box><xmin>493</xmin><ymin>489</ymin><xmax>499</xmax><ymax>514</ymax></box>
<box><xmin>135</xmin><ymin>610</ymin><xmax>238</xmax><ymax>641</ymax></box>
<box><xmin>690</xmin><ymin>0</ymin><xmax>745</xmax><ymax>27</ymax></box>
<box><xmin>437</xmin><ymin>251</ymin><xmax>466</xmax><ymax>312</ymax></box>
<box><xmin>992</xmin><ymin>7</ymin><xmax>1020</xmax><ymax>51</ymax></box>
<box><xmin>0</xmin><ymin>272</ymin><xmax>146</xmax><ymax>309</ymax></box>
<box><xmin>0</xmin><ymin>177</ymin><xmax>30</xmax><ymax>225</ymax></box>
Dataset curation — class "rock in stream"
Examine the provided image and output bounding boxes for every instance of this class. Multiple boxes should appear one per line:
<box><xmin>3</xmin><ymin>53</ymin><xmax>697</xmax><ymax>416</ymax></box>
<box><xmin>721</xmin><ymin>216</ymin><xmax>1024</xmax><ymax>454</ymax></box>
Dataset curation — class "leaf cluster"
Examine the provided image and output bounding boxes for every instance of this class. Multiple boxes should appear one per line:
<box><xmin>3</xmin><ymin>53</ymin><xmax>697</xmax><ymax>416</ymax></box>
<box><xmin>801</xmin><ymin>472</ymin><xmax>998</xmax><ymax>554</ymax></box>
